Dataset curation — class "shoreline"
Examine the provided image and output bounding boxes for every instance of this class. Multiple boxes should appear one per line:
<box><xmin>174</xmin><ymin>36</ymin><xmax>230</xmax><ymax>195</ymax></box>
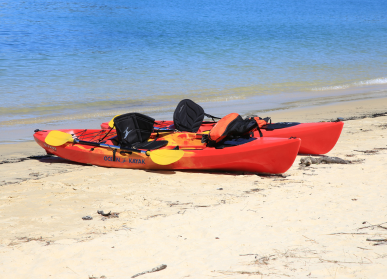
<box><xmin>263</xmin><ymin>96</ymin><xmax>387</xmax><ymax>122</ymax></box>
<box><xmin>1</xmin><ymin>99</ymin><xmax>387</xmax><ymax>278</ymax></box>
<box><xmin>1</xmin><ymin>85</ymin><xmax>387</xmax><ymax>144</ymax></box>
<box><xmin>1</xmin><ymin>95</ymin><xmax>387</xmax><ymax>147</ymax></box>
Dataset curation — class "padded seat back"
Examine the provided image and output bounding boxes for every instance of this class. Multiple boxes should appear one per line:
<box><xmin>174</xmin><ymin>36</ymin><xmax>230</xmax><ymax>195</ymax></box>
<box><xmin>114</xmin><ymin>113</ymin><xmax>155</xmax><ymax>148</ymax></box>
<box><xmin>173</xmin><ymin>99</ymin><xmax>205</xmax><ymax>133</ymax></box>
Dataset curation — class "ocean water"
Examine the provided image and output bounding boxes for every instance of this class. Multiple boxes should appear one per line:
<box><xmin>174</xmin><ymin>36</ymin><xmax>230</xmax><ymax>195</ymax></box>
<box><xmin>1</xmin><ymin>0</ymin><xmax>387</xmax><ymax>142</ymax></box>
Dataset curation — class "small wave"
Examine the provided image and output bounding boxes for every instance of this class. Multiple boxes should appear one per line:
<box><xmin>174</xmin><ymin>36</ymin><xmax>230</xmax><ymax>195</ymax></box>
<box><xmin>312</xmin><ymin>84</ymin><xmax>351</xmax><ymax>91</ymax></box>
<box><xmin>312</xmin><ymin>77</ymin><xmax>387</xmax><ymax>91</ymax></box>
<box><xmin>356</xmin><ymin>77</ymin><xmax>387</xmax><ymax>86</ymax></box>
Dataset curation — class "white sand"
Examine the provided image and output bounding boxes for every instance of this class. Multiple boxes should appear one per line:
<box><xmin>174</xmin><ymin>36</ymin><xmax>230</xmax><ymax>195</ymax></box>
<box><xmin>1</xmin><ymin>97</ymin><xmax>387</xmax><ymax>278</ymax></box>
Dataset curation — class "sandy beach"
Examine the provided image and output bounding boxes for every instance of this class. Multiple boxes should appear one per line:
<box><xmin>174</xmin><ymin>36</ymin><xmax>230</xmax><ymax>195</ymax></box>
<box><xmin>1</xmin><ymin>97</ymin><xmax>387</xmax><ymax>278</ymax></box>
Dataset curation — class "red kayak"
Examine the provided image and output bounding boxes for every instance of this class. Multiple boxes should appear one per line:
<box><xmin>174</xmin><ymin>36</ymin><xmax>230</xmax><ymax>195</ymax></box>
<box><xmin>34</xmin><ymin>129</ymin><xmax>301</xmax><ymax>174</ymax></box>
<box><xmin>101</xmin><ymin>120</ymin><xmax>343</xmax><ymax>155</ymax></box>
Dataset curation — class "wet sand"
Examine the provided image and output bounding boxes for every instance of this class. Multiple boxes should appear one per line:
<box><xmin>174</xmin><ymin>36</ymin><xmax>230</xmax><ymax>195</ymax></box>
<box><xmin>0</xmin><ymin>97</ymin><xmax>387</xmax><ymax>278</ymax></box>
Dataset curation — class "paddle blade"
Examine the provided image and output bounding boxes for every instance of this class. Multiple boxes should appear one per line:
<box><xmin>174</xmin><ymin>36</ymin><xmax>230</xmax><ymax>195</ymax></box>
<box><xmin>149</xmin><ymin>149</ymin><xmax>184</xmax><ymax>165</ymax></box>
<box><xmin>45</xmin><ymin>131</ymin><xmax>74</xmax><ymax>146</ymax></box>
<box><xmin>108</xmin><ymin>115</ymin><xmax>121</xmax><ymax>128</ymax></box>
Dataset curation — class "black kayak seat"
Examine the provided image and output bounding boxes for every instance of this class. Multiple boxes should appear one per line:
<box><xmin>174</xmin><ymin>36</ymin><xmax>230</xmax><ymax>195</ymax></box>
<box><xmin>173</xmin><ymin>99</ymin><xmax>220</xmax><ymax>133</ymax></box>
<box><xmin>173</xmin><ymin>99</ymin><xmax>205</xmax><ymax>133</ymax></box>
<box><xmin>114</xmin><ymin>112</ymin><xmax>168</xmax><ymax>150</ymax></box>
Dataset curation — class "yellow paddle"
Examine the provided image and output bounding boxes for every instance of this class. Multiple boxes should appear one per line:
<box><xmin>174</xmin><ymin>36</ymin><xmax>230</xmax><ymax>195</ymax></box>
<box><xmin>45</xmin><ymin>130</ymin><xmax>75</xmax><ymax>146</ymax></box>
<box><xmin>108</xmin><ymin>115</ymin><xmax>120</xmax><ymax>128</ymax></box>
<box><xmin>45</xmin><ymin>130</ymin><xmax>184</xmax><ymax>165</ymax></box>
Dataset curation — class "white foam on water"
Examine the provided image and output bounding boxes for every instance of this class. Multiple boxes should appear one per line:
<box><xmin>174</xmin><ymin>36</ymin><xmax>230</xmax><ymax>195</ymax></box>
<box><xmin>312</xmin><ymin>77</ymin><xmax>387</xmax><ymax>91</ymax></box>
<box><xmin>356</xmin><ymin>77</ymin><xmax>387</xmax><ymax>86</ymax></box>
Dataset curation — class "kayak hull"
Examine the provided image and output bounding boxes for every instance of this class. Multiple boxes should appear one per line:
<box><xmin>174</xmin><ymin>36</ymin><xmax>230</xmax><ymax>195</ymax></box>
<box><xmin>260</xmin><ymin>122</ymin><xmax>343</xmax><ymax>154</ymax></box>
<box><xmin>101</xmin><ymin>120</ymin><xmax>343</xmax><ymax>155</ymax></box>
<box><xmin>34</xmin><ymin>129</ymin><xmax>301</xmax><ymax>174</ymax></box>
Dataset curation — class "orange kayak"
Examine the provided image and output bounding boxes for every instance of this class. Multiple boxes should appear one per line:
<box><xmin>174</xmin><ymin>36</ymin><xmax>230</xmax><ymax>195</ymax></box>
<box><xmin>34</xmin><ymin>129</ymin><xmax>301</xmax><ymax>174</ymax></box>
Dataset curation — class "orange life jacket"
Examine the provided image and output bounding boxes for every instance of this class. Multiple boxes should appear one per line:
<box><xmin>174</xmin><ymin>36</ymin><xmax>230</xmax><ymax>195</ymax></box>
<box><xmin>253</xmin><ymin>117</ymin><xmax>268</xmax><ymax>128</ymax></box>
<box><xmin>207</xmin><ymin>113</ymin><xmax>260</xmax><ymax>144</ymax></box>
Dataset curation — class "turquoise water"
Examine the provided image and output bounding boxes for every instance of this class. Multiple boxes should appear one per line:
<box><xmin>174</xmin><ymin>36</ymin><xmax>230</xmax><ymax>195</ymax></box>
<box><xmin>1</xmin><ymin>0</ymin><xmax>387</xmax><ymax>142</ymax></box>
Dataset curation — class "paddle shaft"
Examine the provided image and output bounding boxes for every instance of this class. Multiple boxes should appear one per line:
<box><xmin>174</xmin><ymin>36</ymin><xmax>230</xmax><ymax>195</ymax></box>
<box><xmin>73</xmin><ymin>139</ymin><xmax>150</xmax><ymax>156</ymax></box>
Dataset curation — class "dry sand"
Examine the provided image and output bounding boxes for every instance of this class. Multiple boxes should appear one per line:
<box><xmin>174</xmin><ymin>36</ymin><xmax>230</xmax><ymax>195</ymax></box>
<box><xmin>1</xmin><ymin>97</ymin><xmax>387</xmax><ymax>278</ymax></box>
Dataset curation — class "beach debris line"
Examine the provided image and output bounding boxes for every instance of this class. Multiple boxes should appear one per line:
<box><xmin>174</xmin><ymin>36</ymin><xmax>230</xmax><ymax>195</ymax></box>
<box><xmin>131</xmin><ymin>264</ymin><xmax>167</xmax><ymax>278</ymax></box>
<box><xmin>329</xmin><ymin>117</ymin><xmax>344</xmax><ymax>122</ymax></box>
<box><xmin>354</xmin><ymin>147</ymin><xmax>387</xmax><ymax>154</ymax></box>
<box><xmin>299</xmin><ymin>156</ymin><xmax>351</xmax><ymax>166</ymax></box>
<box><xmin>341</xmin><ymin>111</ymin><xmax>387</xmax><ymax>121</ymax></box>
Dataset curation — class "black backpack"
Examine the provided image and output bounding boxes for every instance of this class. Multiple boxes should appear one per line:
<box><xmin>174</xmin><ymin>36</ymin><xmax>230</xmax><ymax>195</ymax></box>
<box><xmin>173</xmin><ymin>99</ymin><xmax>220</xmax><ymax>132</ymax></box>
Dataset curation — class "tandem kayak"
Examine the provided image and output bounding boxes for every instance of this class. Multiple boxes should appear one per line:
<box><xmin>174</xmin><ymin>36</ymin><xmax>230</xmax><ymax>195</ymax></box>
<box><xmin>101</xmin><ymin>120</ymin><xmax>343</xmax><ymax>155</ymax></box>
<box><xmin>34</xmin><ymin>129</ymin><xmax>301</xmax><ymax>174</ymax></box>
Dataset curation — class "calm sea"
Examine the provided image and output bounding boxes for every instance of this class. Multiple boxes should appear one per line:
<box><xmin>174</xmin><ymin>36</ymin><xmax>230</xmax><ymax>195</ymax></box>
<box><xmin>1</xmin><ymin>0</ymin><xmax>387</xmax><ymax>142</ymax></box>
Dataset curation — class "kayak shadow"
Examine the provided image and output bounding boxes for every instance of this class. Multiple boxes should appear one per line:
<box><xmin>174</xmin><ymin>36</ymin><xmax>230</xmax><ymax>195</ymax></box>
<box><xmin>28</xmin><ymin>155</ymin><xmax>85</xmax><ymax>166</ymax></box>
<box><xmin>144</xmin><ymin>169</ymin><xmax>255</xmax><ymax>176</ymax></box>
<box><xmin>176</xmin><ymin>170</ymin><xmax>288</xmax><ymax>178</ymax></box>
<box><xmin>145</xmin><ymin>170</ymin><xmax>177</xmax><ymax>175</ymax></box>
<box><xmin>177</xmin><ymin>169</ymin><xmax>259</xmax><ymax>176</ymax></box>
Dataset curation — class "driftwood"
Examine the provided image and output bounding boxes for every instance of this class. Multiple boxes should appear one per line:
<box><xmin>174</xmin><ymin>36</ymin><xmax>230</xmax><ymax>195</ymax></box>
<box><xmin>358</xmin><ymin>222</ymin><xmax>387</xmax><ymax>231</ymax></box>
<box><xmin>131</xmin><ymin>264</ymin><xmax>167</xmax><ymax>278</ymax></box>
<box><xmin>300</xmin><ymin>156</ymin><xmax>351</xmax><ymax>167</ymax></box>
<box><xmin>366</xmin><ymin>238</ymin><xmax>387</xmax><ymax>242</ymax></box>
